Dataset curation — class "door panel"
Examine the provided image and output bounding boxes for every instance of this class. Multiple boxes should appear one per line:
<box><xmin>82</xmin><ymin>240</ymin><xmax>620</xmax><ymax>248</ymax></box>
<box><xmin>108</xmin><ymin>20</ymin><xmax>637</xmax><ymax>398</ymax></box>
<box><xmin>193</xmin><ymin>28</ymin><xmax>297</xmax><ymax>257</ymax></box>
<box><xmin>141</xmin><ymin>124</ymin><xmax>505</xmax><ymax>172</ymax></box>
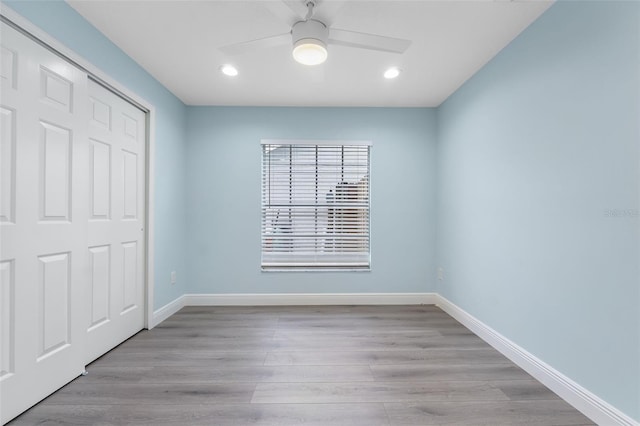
<box><xmin>88</xmin><ymin>245</ymin><xmax>110</xmax><ymax>330</ymax></box>
<box><xmin>0</xmin><ymin>260</ymin><xmax>14</xmax><ymax>380</ymax></box>
<box><xmin>122</xmin><ymin>150</ymin><xmax>138</xmax><ymax>219</ymax></box>
<box><xmin>0</xmin><ymin>22</ymin><xmax>89</xmax><ymax>424</ymax></box>
<box><xmin>0</xmin><ymin>106</ymin><xmax>15</xmax><ymax>224</ymax></box>
<box><xmin>85</xmin><ymin>80</ymin><xmax>145</xmax><ymax>365</ymax></box>
<box><xmin>37</xmin><ymin>252</ymin><xmax>71</xmax><ymax>359</ymax></box>
<box><xmin>40</xmin><ymin>121</ymin><xmax>72</xmax><ymax>220</ymax></box>
<box><xmin>90</xmin><ymin>139</ymin><xmax>111</xmax><ymax>220</ymax></box>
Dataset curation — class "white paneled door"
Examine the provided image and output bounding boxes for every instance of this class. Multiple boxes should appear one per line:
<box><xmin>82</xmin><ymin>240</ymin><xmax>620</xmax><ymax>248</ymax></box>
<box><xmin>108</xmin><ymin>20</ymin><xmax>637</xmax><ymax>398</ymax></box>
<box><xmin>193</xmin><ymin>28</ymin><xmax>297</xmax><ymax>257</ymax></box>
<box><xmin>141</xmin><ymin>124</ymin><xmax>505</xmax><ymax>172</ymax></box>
<box><xmin>0</xmin><ymin>21</ymin><xmax>146</xmax><ymax>423</ymax></box>
<box><xmin>85</xmin><ymin>79</ymin><xmax>145</xmax><ymax>364</ymax></box>
<box><xmin>0</xmin><ymin>21</ymin><xmax>89</xmax><ymax>423</ymax></box>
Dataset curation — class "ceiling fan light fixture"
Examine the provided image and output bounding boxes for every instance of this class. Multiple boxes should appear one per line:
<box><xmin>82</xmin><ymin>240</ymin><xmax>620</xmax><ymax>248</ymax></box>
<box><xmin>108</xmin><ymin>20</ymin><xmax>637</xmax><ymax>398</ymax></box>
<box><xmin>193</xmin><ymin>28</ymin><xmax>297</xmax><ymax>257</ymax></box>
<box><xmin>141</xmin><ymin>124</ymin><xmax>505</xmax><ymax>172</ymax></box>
<box><xmin>291</xmin><ymin>19</ymin><xmax>329</xmax><ymax>66</ymax></box>
<box><xmin>292</xmin><ymin>38</ymin><xmax>327</xmax><ymax>65</ymax></box>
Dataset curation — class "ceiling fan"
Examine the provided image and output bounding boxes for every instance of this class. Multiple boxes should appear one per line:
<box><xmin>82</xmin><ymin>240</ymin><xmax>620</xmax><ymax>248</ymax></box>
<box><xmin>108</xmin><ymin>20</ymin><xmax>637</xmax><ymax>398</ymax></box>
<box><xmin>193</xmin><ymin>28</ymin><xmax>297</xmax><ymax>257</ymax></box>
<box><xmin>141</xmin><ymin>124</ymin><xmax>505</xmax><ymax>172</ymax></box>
<box><xmin>219</xmin><ymin>0</ymin><xmax>411</xmax><ymax>66</ymax></box>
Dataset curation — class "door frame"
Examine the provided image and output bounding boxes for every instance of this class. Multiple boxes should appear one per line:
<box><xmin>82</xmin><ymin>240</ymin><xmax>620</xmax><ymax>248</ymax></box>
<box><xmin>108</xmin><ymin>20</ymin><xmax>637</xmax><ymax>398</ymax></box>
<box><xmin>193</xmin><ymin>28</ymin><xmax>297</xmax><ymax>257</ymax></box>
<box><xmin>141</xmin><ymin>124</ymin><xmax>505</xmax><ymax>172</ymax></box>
<box><xmin>1</xmin><ymin>5</ymin><xmax>156</xmax><ymax>330</ymax></box>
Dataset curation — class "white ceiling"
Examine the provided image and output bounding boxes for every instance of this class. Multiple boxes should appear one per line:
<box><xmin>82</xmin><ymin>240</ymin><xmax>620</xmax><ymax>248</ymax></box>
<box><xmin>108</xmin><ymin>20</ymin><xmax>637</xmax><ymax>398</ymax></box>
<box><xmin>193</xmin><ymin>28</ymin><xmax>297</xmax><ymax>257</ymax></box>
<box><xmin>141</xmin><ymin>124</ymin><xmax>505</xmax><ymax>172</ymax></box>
<box><xmin>67</xmin><ymin>0</ymin><xmax>553</xmax><ymax>107</ymax></box>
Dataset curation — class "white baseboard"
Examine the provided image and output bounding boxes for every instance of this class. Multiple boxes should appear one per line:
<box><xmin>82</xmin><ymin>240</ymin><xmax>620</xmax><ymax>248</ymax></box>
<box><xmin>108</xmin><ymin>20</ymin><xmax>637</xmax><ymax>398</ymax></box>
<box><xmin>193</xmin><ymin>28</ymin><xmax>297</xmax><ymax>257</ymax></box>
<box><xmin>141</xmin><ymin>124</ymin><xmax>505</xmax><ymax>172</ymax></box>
<box><xmin>436</xmin><ymin>295</ymin><xmax>638</xmax><ymax>426</ymax></box>
<box><xmin>151</xmin><ymin>295</ymin><xmax>186</xmax><ymax>328</ymax></box>
<box><xmin>151</xmin><ymin>292</ymin><xmax>436</xmax><ymax>328</ymax></box>
<box><xmin>183</xmin><ymin>292</ymin><xmax>438</xmax><ymax>306</ymax></box>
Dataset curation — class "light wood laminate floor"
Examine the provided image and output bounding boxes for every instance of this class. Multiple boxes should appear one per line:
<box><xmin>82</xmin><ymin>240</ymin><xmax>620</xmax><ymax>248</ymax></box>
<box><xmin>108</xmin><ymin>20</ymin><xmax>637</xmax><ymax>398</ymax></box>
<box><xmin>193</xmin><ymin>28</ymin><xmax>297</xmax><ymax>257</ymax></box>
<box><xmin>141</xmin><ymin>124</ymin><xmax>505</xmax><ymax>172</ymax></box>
<box><xmin>10</xmin><ymin>305</ymin><xmax>594</xmax><ymax>425</ymax></box>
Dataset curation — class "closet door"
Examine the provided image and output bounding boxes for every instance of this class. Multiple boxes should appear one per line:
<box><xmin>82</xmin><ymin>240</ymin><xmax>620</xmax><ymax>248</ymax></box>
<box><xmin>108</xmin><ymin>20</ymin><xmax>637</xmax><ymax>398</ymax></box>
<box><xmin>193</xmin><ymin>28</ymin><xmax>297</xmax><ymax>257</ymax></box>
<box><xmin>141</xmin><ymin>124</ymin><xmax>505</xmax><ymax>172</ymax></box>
<box><xmin>1</xmin><ymin>22</ymin><xmax>89</xmax><ymax>423</ymax></box>
<box><xmin>85</xmin><ymin>79</ymin><xmax>146</xmax><ymax>364</ymax></box>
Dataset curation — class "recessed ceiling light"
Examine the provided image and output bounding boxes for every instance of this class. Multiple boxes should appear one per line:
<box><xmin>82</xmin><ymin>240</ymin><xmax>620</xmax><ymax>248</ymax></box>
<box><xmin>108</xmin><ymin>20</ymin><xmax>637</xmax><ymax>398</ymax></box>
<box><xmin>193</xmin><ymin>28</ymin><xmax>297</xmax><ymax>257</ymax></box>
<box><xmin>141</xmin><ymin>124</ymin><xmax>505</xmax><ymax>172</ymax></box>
<box><xmin>220</xmin><ymin>64</ymin><xmax>238</xmax><ymax>77</ymax></box>
<box><xmin>384</xmin><ymin>67</ymin><xmax>401</xmax><ymax>79</ymax></box>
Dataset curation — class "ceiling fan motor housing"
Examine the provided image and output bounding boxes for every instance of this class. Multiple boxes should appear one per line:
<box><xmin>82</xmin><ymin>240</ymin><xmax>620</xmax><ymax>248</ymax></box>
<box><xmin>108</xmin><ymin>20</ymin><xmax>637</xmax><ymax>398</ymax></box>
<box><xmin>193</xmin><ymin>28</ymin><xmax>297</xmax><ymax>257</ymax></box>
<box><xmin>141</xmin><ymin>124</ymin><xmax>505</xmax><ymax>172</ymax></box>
<box><xmin>292</xmin><ymin>19</ymin><xmax>329</xmax><ymax>48</ymax></box>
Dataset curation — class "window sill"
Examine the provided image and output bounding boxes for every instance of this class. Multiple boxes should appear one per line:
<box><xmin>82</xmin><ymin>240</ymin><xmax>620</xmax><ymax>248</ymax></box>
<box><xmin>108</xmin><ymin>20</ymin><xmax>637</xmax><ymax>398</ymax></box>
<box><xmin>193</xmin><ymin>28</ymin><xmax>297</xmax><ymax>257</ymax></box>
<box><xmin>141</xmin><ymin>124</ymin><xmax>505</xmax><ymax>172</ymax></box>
<box><xmin>261</xmin><ymin>267</ymin><xmax>371</xmax><ymax>273</ymax></box>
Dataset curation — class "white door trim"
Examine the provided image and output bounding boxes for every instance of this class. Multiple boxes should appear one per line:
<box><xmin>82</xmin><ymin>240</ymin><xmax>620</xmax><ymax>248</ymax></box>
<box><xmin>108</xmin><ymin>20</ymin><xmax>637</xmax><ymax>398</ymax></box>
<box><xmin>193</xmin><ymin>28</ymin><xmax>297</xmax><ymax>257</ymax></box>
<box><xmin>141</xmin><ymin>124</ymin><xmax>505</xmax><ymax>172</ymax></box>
<box><xmin>0</xmin><ymin>4</ymin><xmax>156</xmax><ymax>329</ymax></box>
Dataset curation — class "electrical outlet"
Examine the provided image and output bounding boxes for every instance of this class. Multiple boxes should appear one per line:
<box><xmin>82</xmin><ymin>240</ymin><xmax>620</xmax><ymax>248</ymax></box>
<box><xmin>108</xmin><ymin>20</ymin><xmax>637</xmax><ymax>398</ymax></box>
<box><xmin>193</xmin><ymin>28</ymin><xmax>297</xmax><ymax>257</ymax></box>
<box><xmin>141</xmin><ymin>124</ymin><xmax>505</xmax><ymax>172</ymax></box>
<box><xmin>170</xmin><ymin>271</ymin><xmax>177</xmax><ymax>285</ymax></box>
<box><xmin>437</xmin><ymin>267</ymin><xmax>444</xmax><ymax>281</ymax></box>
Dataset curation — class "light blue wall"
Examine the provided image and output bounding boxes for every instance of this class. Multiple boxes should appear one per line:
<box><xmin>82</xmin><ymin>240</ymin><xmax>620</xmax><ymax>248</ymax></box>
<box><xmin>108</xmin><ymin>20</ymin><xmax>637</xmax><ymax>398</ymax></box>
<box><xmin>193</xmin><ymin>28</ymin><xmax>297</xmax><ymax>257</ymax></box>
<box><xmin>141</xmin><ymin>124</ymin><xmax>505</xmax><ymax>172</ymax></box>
<box><xmin>5</xmin><ymin>0</ymin><xmax>638</xmax><ymax>421</ymax></box>
<box><xmin>436</xmin><ymin>1</ymin><xmax>639</xmax><ymax>421</ymax></box>
<box><xmin>3</xmin><ymin>0</ymin><xmax>189</xmax><ymax>309</ymax></box>
<box><xmin>186</xmin><ymin>107</ymin><xmax>437</xmax><ymax>294</ymax></box>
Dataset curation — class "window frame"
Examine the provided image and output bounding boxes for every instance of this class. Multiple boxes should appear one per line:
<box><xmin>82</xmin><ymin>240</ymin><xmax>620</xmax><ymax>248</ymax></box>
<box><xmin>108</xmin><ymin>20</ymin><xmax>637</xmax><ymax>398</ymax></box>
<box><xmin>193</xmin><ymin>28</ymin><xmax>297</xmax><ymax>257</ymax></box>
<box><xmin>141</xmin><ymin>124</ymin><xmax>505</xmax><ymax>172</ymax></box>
<box><xmin>260</xmin><ymin>139</ymin><xmax>372</xmax><ymax>272</ymax></box>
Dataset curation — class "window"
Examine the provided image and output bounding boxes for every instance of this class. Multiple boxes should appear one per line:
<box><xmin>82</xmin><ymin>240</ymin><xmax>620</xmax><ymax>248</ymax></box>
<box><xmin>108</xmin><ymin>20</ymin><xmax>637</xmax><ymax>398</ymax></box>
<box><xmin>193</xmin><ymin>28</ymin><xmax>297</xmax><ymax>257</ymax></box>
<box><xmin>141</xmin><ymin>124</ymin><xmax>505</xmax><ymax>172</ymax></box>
<box><xmin>261</xmin><ymin>140</ymin><xmax>371</xmax><ymax>270</ymax></box>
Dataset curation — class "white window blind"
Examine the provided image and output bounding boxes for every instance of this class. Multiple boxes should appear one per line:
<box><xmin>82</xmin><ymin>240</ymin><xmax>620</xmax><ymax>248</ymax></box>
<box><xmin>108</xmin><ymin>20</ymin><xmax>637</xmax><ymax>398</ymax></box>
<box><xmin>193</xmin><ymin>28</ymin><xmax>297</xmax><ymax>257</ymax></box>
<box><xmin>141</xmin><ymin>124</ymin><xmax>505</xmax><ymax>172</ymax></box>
<box><xmin>261</xmin><ymin>140</ymin><xmax>371</xmax><ymax>270</ymax></box>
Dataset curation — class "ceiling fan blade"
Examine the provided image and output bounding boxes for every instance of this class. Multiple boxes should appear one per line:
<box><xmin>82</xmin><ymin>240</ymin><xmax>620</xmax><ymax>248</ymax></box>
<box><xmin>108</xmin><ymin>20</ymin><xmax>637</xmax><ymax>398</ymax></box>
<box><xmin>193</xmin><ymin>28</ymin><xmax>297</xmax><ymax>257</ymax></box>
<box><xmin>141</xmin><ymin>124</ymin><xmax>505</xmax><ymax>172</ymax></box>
<box><xmin>262</xmin><ymin>0</ymin><xmax>307</xmax><ymax>26</ymax></box>
<box><xmin>329</xmin><ymin>28</ymin><xmax>411</xmax><ymax>54</ymax></box>
<box><xmin>283</xmin><ymin>0</ymin><xmax>311</xmax><ymax>20</ymax></box>
<box><xmin>219</xmin><ymin>33</ymin><xmax>291</xmax><ymax>56</ymax></box>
